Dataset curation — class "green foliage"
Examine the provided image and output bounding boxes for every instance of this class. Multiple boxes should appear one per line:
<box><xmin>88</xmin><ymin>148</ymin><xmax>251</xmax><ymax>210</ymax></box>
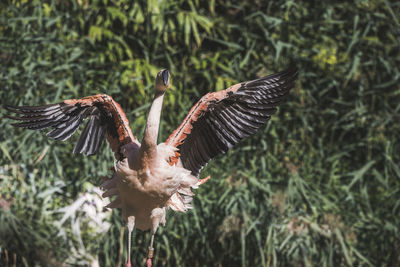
<box><xmin>0</xmin><ymin>0</ymin><xmax>399</xmax><ymax>266</ymax></box>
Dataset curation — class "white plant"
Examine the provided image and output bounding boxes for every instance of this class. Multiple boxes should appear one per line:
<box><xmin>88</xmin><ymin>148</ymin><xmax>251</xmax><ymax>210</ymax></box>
<box><xmin>55</xmin><ymin>183</ymin><xmax>111</xmax><ymax>265</ymax></box>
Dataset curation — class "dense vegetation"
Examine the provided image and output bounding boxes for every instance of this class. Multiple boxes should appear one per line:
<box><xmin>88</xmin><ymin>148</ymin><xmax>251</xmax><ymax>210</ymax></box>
<box><xmin>0</xmin><ymin>0</ymin><xmax>399</xmax><ymax>266</ymax></box>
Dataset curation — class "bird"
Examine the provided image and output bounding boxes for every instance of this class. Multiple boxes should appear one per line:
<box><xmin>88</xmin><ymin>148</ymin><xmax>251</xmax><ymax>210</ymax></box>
<box><xmin>5</xmin><ymin>67</ymin><xmax>298</xmax><ymax>266</ymax></box>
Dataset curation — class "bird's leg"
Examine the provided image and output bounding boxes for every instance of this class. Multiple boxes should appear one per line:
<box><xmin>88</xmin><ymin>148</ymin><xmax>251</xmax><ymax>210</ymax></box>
<box><xmin>147</xmin><ymin>208</ymin><xmax>166</xmax><ymax>267</ymax></box>
<box><xmin>126</xmin><ymin>215</ymin><xmax>135</xmax><ymax>267</ymax></box>
<box><xmin>146</xmin><ymin>228</ymin><xmax>156</xmax><ymax>267</ymax></box>
<box><xmin>146</xmin><ymin>231</ymin><xmax>155</xmax><ymax>267</ymax></box>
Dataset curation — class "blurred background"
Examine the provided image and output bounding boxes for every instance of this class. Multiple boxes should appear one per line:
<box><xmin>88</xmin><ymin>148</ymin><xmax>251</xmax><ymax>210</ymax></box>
<box><xmin>0</xmin><ymin>0</ymin><xmax>399</xmax><ymax>266</ymax></box>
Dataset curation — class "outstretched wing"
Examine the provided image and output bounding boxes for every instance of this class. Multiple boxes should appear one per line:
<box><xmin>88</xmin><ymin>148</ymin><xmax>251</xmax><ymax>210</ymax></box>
<box><xmin>5</xmin><ymin>94</ymin><xmax>137</xmax><ymax>160</ymax></box>
<box><xmin>166</xmin><ymin>67</ymin><xmax>298</xmax><ymax>177</ymax></box>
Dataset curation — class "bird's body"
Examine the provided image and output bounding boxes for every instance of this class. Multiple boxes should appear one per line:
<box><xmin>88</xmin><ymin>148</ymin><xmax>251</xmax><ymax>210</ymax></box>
<box><xmin>5</xmin><ymin>67</ymin><xmax>298</xmax><ymax>265</ymax></box>
<box><xmin>115</xmin><ymin>142</ymin><xmax>196</xmax><ymax>231</ymax></box>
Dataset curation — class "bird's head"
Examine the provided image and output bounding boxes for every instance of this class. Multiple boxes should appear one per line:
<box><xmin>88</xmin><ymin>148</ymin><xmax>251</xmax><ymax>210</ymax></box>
<box><xmin>155</xmin><ymin>69</ymin><xmax>170</xmax><ymax>95</ymax></box>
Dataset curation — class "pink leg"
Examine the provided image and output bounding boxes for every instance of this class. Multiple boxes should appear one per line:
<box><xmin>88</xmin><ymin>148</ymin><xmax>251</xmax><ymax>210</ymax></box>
<box><xmin>146</xmin><ymin>207</ymin><xmax>165</xmax><ymax>267</ymax></box>
<box><xmin>146</xmin><ymin>234</ymin><xmax>155</xmax><ymax>267</ymax></box>
<box><xmin>126</xmin><ymin>216</ymin><xmax>135</xmax><ymax>267</ymax></box>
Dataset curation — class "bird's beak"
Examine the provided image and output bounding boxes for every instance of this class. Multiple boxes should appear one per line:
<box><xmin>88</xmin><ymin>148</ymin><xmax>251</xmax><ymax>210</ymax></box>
<box><xmin>162</xmin><ymin>69</ymin><xmax>170</xmax><ymax>86</ymax></box>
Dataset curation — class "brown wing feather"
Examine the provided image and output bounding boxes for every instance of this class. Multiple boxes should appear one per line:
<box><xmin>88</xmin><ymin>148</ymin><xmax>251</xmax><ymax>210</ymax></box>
<box><xmin>166</xmin><ymin>67</ymin><xmax>298</xmax><ymax>177</ymax></box>
<box><xmin>5</xmin><ymin>94</ymin><xmax>136</xmax><ymax>160</ymax></box>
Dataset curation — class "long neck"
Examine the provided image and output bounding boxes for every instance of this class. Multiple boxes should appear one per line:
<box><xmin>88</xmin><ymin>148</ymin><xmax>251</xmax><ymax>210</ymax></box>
<box><xmin>142</xmin><ymin>93</ymin><xmax>164</xmax><ymax>149</ymax></box>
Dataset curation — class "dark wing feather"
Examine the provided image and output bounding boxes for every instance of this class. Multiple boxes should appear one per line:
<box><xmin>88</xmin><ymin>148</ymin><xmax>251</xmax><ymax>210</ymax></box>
<box><xmin>5</xmin><ymin>94</ymin><xmax>136</xmax><ymax>160</ymax></box>
<box><xmin>166</xmin><ymin>67</ymin><xmax>298</xmax><ymax>177</ymax></box>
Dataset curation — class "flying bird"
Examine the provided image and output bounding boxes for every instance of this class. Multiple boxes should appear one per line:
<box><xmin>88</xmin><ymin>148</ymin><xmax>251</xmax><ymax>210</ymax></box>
<box><xmin>5</xmin><ymin>67</ymin><xmax>298</xmax><ymax>266</ymax></box>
